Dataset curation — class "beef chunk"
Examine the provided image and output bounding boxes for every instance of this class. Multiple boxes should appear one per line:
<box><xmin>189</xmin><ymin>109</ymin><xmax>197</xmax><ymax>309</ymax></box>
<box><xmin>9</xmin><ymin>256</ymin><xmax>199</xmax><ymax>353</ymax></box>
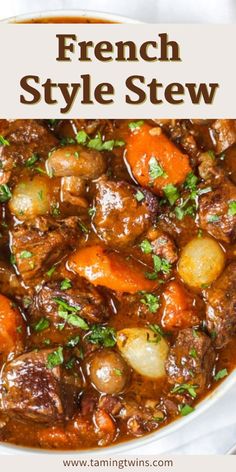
<box><xmin>211</xmin><ymin>119</ymin><xmax>236</xmax><ymax>154</ymax></box>
<box><xmin>148</xmin><ymin>229</ymin><xmax>178</xmax><ymax>264</ymax></box>
<box><xmin>199</xmin><ymin>179</ymin><xmax>236</xmax><ymax>243</ymax></box>
<box><xmin>30</xmin><ymin>279</ymin><xmax>109</xmax><ymax>324</ymax></box>
<box><xmin>11</xmin><ymin>217</ymin><xmax>80</xmax><ymax>285</ymax></box>
<box><xmin>0</xmin><ymin>349</ymin><xmax>63</xmax><ymax>422</ymax></box>
<box><xmin>98</xmin><ymin>395</ymin><xmax>164</xmax><ymax>437</ymax></box>
<box><xmin>93</xmin><ymin>179</ymin><xmax>158</xmax><ymax>247</ymax></box>
<box><xmin>0</xmin><ymin>120</ymin><xmax>58</xmax><ymax>184</ymax></box>
<box><xmin>165</xmin><ymin>329</ymin><xmax>215</xmax><ymax>393</ymax></box>
<box><xmin>206</xmin><ymin>262</ymin><xmax>236</xmax><ymax>348</ymax></box>
<box><xmin>198</xmin><ymin>152</ymin><xmax>224</xmax><ymax>184</ymax></box>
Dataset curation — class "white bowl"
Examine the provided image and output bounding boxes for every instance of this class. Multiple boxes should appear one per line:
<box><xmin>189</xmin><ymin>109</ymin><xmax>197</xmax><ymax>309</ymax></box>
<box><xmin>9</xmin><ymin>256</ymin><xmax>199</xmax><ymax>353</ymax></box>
<box><xmin>0</xmin><ymin>8</ymin><xmax>235</xmax><ymax>456</ymax></box>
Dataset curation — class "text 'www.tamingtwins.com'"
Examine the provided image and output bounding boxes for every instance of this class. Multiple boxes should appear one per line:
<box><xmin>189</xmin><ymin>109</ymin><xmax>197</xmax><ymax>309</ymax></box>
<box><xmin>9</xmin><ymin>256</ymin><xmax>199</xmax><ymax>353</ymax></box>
<box><xmin>62</xmin><ymin>458</ymin><xmax>174</xmax><ymax>469</ymax></box>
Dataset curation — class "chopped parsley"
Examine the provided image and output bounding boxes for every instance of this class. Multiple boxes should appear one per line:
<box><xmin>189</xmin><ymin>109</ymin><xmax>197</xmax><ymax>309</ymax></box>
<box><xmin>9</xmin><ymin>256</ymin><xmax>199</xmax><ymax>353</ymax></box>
<box><xmin>149</xmin><ymin>156</ymin><xmax>167</xmax><ymax>180</ymax></box>
<box><xmin>140</xmin><ymin>239</ymin><xmax>152</xmax><ymax>254</ymax></box>
<box><xmin>140</xmin><ymin>293</ymin><xmax>160</xmax><ymax>313</ymax></box>
<box><xmin>153</xmin><ymin>255</ymin><xmax>172</xmax><ymax>275</ymax></box>
<box><xmin>128</xmin><ymin>120</ymin><xmax>144</xmax><ymax>131</ymax></box>
<box><xmin>214</xmin><ymin>368</ymin><xmax>228</xmax><ymax>381</ymax></box>
<box><xmin>148</xmin><ymin>324</ymin><xmax>164</xmax><ymax>343</ymax></box>
<box><xmin>53</xmin><ymin>297</ymin><xmax>89</xmax><ymax>330</ymax></box>
<box><xmin>179</xmin><ymin>404</ymin><xmax>195</xmax><ymax>416</ymax></box>
<box><xmin>184</xmin><ymin>172</ymin><xmax>198</xmax><ymax>192</ymax></box>
<box><xmin>135</xmin><ymin>190</ymin><xmax>145</xmax><ymax>202</ymax></box>
<box><xmin>171</xmin><ymin>383</ymin><xmax>198</xmax><ymax>399</ymax></box>
<box><xmin>60</xmin><ymin>279</ymin><xmax>72</xmax><ymax>290</ymax></box>
<box><xmin>47</xmin><ymin>346</ymin><xmax>64</xmax><ymax>369</ymax></box>
<box><xmin>19</xmin><ymin>250</ymin><xmax>33</xmax><ymax>259</ymax></box>
<box><xmin>46</xmin><ymin>266</ymin><xmax>56</xmax><ymax>277</ymax></box>
<box><xmin>34</xmin><ymin>317</ymin><xmax>50</xmax><ymax>332</ymax></box>
<box><xmin>66</xmin><ymin>335</ymin><xmax>80</xmax><ymax>348</ymax></box>
<box><xmin>78</xmin><ymin>221</ymin><xmax>89</xmax><ymax>233</ymax></box>
<box><xmin>76</xmin><ymin>131</ymin><xmax>88</xmax><ymax>145</ymax></box>
<box><xmin>228</xmin><ymin>201</ymin><xmax>236</xmax><ymax>216</ymax></box>
<box><xmin>88</xmin><ymin>207</ymin><xmax>96</xmax><ymax>217</ymax></box>
<box><xmin>114</xmin><ymin>368</ymin><xmax>123</xmax><ymax>376</ymax></box>
<box><xmin>189</xmin><ymin>348</ymin><xmax>198</xmax><ymax>359</ymax></box>
<box><xmin>87</xmin><ymin>325</ymin><xmax>117</xmax><ymax>347</ymax></box>
<box><xmin>76</xmin><ymin>130</ymin><xmax>125</xmax><ymax>151</ymax></box>
<box><xmin>0</xmin><ymin>184</ymin><xmax>12</xmax><ymax>203</ymax></box>
<box><xmin>163</xmin><ymin>184</ymin><xmax>180</xmax><ymax>205</ymax></box>
<box><xmin>0</xmin><ymin>135</ymin><xmax>10</xmax><ymax>146</ymax></box>
<box><xmin>25</xmin><ymin>153</ymin><xmax>39</xmax><ymax>167</ymax></box>
<box><xmin>207</xmin><ymin>214</ymin><xmax>220</xmax><ymax>223</ymax></box>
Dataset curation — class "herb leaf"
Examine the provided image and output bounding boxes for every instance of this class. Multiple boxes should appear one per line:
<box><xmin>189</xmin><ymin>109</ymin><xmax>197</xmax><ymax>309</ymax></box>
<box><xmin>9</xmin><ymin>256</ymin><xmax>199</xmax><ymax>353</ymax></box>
<box><xmin>140</xmin><ymin>293</ymin><xmax>160</xmax><ymax>313</ymax></box>
<box><xmin>87</xmin><ymin>325</ymin><xmax>117</xmax><ymax>347</ymax></box>
<box><xmin>0</xmin><ymin>184</ymin><xmax>12</xmax><ymax>203</ymax></box>
<box><xmin>47</xmin><ymin>346</ymin><xmax>64</xmax><ymax>369</ymax></box>
<box><xmin>214</xmin><ymin>368</ymin><xmax>228</xmax><ymax>381</ymax></box>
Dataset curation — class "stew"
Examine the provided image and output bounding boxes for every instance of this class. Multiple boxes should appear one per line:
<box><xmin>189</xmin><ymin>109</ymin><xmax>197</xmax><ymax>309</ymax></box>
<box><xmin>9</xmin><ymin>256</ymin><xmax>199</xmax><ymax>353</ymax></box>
<box><xmin>0</xmin><ymin>117</ymin><xmax>236</xmax><ymax>449</ymax></box>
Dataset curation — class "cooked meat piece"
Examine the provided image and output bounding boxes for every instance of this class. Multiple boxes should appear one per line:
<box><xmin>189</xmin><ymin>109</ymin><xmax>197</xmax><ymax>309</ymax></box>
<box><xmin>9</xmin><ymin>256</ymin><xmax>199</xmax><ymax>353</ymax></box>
<box><xmin>199</xmin><ymin>179</ymin><xmax>236</xmax><ymax>242</ymax></box>
<box><xmin>206</xmin><ymin>262</ymin><xmax>236</xmax><ymax>348</ymax></box>
<box><xmin>211</xmin><ymin>119</ymin><xmax>236</xmax><ymax>154</ymax></box>
<box><xmin>93</xmin><ymin>179</ymin><xmax>158</xmax><ymax>247</ymax></box>
<box><xmin>146</xmin><ymin>228</ymin><xmax>178</xmax><ymax>264</ymax></box>
<box><xmin>61</xmin><ymin>176</ymin><xmax>88</xmax><ymax>208</ymax></box>
<box><xmin>198</xmin><ymin>152</ymin><xmax>224</xmax><ymax>183</ymax></box>
<box><xmin>165</xmin><ymin>329</ymin><xmax>215</xmax><ymax>393</ymax></box>
<box><xmin>0</xmin><ymin>260</ymin><xmax>25</xmax><ymax>298</ymax></box>
<box><xmin>98</xmin><ymin>395</ymin><xmax>163</xmax><ymax>436</ymax></box>
<box><xmin>0</xmin><ymin>349</ymin><xmax>63</xmax><ymax>422</ymax></box>
<box><xmin>11</xmin><ymin>217</ymin><xmax>80</xmax><ymax>285</ymax></box>
<box><xmin>0</xmin><ymin>120</ymin><xmax>58</xmax><ymax>184</ymax></box>
<box><xmin>29</xmin><ymin>279</ymin><xmax>109</xmax><ymax>324</ymax></box>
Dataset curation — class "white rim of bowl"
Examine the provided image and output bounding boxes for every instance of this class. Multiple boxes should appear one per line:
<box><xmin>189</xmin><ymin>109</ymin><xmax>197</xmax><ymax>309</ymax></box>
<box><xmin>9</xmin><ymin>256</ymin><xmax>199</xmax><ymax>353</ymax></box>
<box><xmin>0</xmin><ymin>9</ymin><xmax>142</xmax><ymax>24</ymax></box>
<box><xmin>0</xmin><ymin>8</ymin><xmax>235</xmax><ymax>456</ymax></box>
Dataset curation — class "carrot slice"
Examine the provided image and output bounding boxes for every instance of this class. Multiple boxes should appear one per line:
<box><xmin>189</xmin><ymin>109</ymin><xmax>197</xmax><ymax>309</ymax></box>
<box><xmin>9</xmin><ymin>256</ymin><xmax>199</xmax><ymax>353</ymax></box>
<box><xmin>0</xmin><ymin>293</ymin><xmax>25</xmax><ymax>361</ymax></box>
<box><xmin>69</xmin><ymin>245</ymin><xmax>157</xmax><ymax>293</ymax></box>
<box><xmin>161</xmin><ymin>281</ymin><xmax>199</xmax><ymax>330</ymax></box>
<box><xmin>126</xmin><ymin>124</ymin><xmax>191</xmax><ymax>194</ymax></box>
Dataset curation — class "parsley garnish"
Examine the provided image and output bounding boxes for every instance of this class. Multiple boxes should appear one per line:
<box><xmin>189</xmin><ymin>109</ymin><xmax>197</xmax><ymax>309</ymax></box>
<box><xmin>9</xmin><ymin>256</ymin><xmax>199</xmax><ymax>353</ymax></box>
<box><xmin>25</xmin><ymin>153</ymin><xmax>39</xmax><ymax>167</ymax></box>
<box><xmin>47</xmin><ymin>346</ymin><xmax>64</xmax><ymax>369</ymax></box>
<box><xmin>128</xmin><ymin>120</ymin><xmax>144</xmax><ymax>131</ymax></box>
<box><xmin>87</xmin><ymin>325</ymin><xmax>117</xmax><ymax>347</ymax></box>
<box><xmin>135</xmin><ymin>190</ymin><xmax>145</xmax><ymax>202</ymax></box>
<box><xmin>0</xmin><ymin>135</ymin><xmax>10</xmax><ymax>146</ymax></box>
<box><xmin>140</xmin><ymin>293</ymin><xmax>160</xmax><ymax>313</ymax></box>
<box><xmin>149</xmin><ymin>156</ymin><xmax>167</xmax><ymax>180</ymax></box>
<box><xmin>179</xmin><ymin>404</ymin><xmax>195</xmax><ymax>416</ymax></box>
<box><xmin>60</xmin><ymin>279</ymin><xmax>72</xmax><ymax>290</ymax></box>
<box><xmin>0</xmin><ymin>184</ymin><xmax>12</xmax><ymax>203</ymax></box>
<box><xmin>53</xmin><ymin>297</ymin><xmax>89</xmax><ymax>330</ymax></box>
<box><xmin>214</xmin><ymin>368</ymin><xmax>228</xmax><ymax>381</ymax></box>
<box><xmin>19</xmin><ymin>250</ymin><xmax>33</xmax><ymax>259</ymax></box>
<box><xmin>34</xmin><ymin>317</ymin><xmax>50</xmax><ymax>332</ymax></box>
<box><xmin>163</xmin><ymin>184</ymin><xmax>180</xmax><ymax>205</ymax></box>
<box><xmin>140</xmin><ymin>239</ymin><xmax>152</xmax><ymax>254</ymax></box>
<box><xmin>171</xmin><ymin>383</ymin><xmax>198</xmax><ymax>398</ymax></box>
<box><xmin>228</xmin><ymin>201</ymin><xmax>236</xmax><ymax>216</ymax></box>
<box><xmin>66</xmin><ymin>335</ymin><xmax>80</xmax><ymax>348</ymax></box>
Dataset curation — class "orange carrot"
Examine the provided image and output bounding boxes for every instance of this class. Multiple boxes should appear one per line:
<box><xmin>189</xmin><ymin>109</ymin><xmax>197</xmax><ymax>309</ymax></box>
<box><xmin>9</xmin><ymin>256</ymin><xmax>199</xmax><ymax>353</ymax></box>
<box><xmin>126</xmin><ymin>124</ymin><xmax>191</xmax><ymax>194</ymax></box>
<box><xmin>94</xmin><ymin>409</ymin><xmax>116</xmax><ymax>436</ymax></box>
<box><xmin>0</xmin><ymin>293</ymin><xmax>25</xmax><ymax>361</ymax></box>
<box><xmin>161</xmin><ymin>281</ymin><xmax>199</xmax><ymax>330</ymax></box>
<box><xmin>38</xmin><ymin>427</ymin><xmax>71</xmax><ymax>449</ymax></box>
<box><xmin>69</xmin><ymin>245</ymin><xmax>158</xmax><ymax>293</ymax></box>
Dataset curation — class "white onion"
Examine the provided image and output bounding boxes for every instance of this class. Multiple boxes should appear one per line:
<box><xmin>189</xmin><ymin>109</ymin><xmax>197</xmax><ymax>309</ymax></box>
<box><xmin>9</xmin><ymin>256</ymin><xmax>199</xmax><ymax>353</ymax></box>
<box><xmin>178</xmin><ymin>236</ymin><xmax>225</xmax><ymax>288</ymax></box>
<box><xmin>9</xmin><ymin>175</ymin><xmax>52</xmax><ymax>219</ymax></box>
<box><xmin>117</xmin><ymin>327</ymin><xmax>169</xmax><ymax>379</ymax></box>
